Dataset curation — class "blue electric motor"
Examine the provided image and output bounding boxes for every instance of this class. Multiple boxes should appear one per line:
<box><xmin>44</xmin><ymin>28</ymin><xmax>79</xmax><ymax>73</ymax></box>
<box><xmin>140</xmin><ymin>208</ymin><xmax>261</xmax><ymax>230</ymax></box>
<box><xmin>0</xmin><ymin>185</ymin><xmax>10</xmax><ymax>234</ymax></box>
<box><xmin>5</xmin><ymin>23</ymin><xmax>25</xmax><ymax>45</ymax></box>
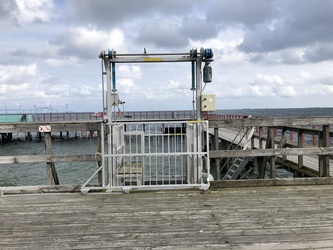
<box><xmin>203</xmin><ymin>48</ymin><xmax>213</xmax><ymax>59</ymax></box>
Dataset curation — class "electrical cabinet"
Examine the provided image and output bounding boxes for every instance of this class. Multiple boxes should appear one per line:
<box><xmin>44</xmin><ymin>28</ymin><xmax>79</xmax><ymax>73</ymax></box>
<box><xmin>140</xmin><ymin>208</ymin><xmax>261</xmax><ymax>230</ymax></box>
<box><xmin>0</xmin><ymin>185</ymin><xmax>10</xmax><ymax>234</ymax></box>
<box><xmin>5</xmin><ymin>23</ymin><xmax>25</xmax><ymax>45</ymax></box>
<box><xmin>201</xmin><ymin>94</ymin><xmax>216</xmax><ymax>112</ymax></box>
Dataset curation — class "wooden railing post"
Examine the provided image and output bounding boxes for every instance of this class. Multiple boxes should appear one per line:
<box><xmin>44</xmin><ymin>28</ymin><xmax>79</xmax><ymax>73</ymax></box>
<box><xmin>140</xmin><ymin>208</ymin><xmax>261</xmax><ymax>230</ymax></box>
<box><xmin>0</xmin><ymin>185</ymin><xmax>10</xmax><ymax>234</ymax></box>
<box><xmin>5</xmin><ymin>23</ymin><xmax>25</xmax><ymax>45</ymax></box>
<box><xmin>312</xmin><ymin>125</ymin><xmax>317</xmax><ymax>146</ymax></box>
<box><xmin>281</xmin><ymin>127</ymin><xmax>287</xmax><ymax>162</ymax></box>
<box><xmin>298</xmin><ymin>128</ymin><xmax>304</xmax><ymax>169</ymax></box>
<box><xmin>259</xmin><ymin>127</ymin><xmax>263</xmax><ymax>149</ymax></box>
<box><xmin>319</xmin><ymin>125</ymin><xmax>330</xmax><ymax>177</ymax></box>
<box><xmin>269</xmin><ymin>128</ymin><xmax>276</xmax><ymax>178</ymax></box>
<box><xmin>258</xmin><ymin>127</ymin><xmax>274</xmax><ymax>179</ymax></box>
<box><xmin>44</xmin><ymin>132</ymin><xmax>59</xmax><ymax>185</ymax></box>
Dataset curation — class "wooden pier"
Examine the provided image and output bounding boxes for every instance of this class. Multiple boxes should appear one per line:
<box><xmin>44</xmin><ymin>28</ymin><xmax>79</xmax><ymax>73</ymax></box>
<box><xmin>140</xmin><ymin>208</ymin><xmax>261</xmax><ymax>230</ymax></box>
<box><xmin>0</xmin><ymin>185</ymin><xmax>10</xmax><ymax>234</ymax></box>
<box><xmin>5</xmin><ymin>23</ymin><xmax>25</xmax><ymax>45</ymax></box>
<box><xmin>1</xmin><ymin>116</ymin><xmax>333</xmax><ymax>185</ymax></box>
<box><xmin>1</xmin><ymin>117</ymin><xmax>333</xmax><ymax>249</ymax></box>
<box><xmin>1</xmin><ymin>183</ymin><xmax>333</xmax><ymax>249</ymax></box>
<box><xmin>209</xmin><ymin>116</ymin><xmax>333</xmax><ymax>179</ymax></box>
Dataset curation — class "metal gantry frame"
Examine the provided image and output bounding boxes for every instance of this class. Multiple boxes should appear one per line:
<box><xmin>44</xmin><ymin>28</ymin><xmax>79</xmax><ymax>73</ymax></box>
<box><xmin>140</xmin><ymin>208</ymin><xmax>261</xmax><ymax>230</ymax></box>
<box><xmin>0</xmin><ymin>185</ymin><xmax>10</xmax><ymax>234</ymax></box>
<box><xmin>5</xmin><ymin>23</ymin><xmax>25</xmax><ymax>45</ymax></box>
<box><xmin>81</xmin><ymin>48</ymin><xmax>214</xmax><ymax>194</ymax></box>
<box><xmin>98</xmin><ymin>48</ymin><xmax>214</xmax><ymax>121</ymax></box>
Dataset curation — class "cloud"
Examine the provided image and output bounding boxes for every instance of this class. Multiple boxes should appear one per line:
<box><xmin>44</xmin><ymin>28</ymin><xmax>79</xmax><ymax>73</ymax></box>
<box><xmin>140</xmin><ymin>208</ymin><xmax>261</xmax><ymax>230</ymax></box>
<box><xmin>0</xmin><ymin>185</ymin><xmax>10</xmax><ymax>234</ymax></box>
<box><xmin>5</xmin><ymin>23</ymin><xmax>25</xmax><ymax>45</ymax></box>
<box><xmin>0</xmin><ymin>0</ymin><xmax>19</xmax><ymax>27</ymax></box>
<box><xmin>304</xmin><ymin>43</ymin><xmax>333</xmax><ymax>63</ymax></box>
<box><xmin>118</xmin><ymin>65</ymin><xmax>142</xmax><ymax>79</ymax></box>
<box><xmin>144</xmin><ymin>80</ymin><xmax>190</xmax><ymax>101</ymax></box>
<box><xmin>49</xmin><ymin>26</ymin><xmax>126</xmax><ymax>59</ymax></box>
<box><xmin>250</xmin><ymin>85</ymin><xmax>274</xmax><ymax>97</ymax></box>
<box><xmin>44</xmin><ymin>84</ymin><xmax>71</xmax><ymax>97</ymax></box>
<box><xmin>117</xmin><ymin>66</ymin><xmax>142</xmax><ymax>94</ymax></box>
<box><xmin>71</xmin><ymin>85</ymin><xmax>97</xmax><ymax>97</ymax></box>
<box><xmin>180</xmin><ymin>17</ymin><xmax>217</xmax><ymax>40</ymax></box>
<box><xmin>44</xmin><ymin>57</ymin><xmax>79</xmax><ymax>67</ymax></box>
<box><xmin>16</xmin><ymin>0</ymin><xmax>54</xmax><ymax>24</ymax></box>
<box><xmin>274</xmin><ymin>86</ymin><xmax>296</xmax><ymax>98</ymax></box>
<box><xmin>2</xmin><ymin>0</ymin><xmax>333</xmax><ymax>111</ymax></box>
<box><xmin>254</xmin><ymin>74</ymin><xmax>283</xmax><ymax>86</ymax></box>
<box><xmin>135</xmin><ymin>18</ymin><xmax>187</xmax><ymax>49</ymax></box>
<box><xmin>0</xmin><ymin>0</ymin><xmax>55</xmax><ymax>27</ymax></box>
<box><xmin>68</xmin><ymin>0</ymin><xmax>214</xmax><ymax>50</ymax></box>
<box><xmin>207</xmin><ymin>0</ymin><xmax>275</xmax><ymax>28</ymax></box>
<box><xmin>70</xmin><ymin>0</ymin><xmax>202</xmax><ymax>27</ymax></box>
<box><xmin>236</xmin><ymin>1</ymin><xmax>333</xmax><ymax>63</ymax></box>
<box><xmin>0</xmin><ymin>64</ymin><xmax>39</xmax><ymax>85</ymax></box>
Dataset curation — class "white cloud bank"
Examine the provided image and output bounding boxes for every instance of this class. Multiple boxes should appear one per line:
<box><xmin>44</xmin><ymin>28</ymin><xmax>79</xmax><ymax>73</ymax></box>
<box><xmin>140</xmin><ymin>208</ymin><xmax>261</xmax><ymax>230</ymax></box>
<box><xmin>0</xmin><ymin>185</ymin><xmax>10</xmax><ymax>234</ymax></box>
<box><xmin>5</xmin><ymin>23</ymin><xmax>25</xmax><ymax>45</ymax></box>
<box><xmin>1</xmin><ymin>0</ymin><xmax>333</xmax><ymax>112</ymax></box>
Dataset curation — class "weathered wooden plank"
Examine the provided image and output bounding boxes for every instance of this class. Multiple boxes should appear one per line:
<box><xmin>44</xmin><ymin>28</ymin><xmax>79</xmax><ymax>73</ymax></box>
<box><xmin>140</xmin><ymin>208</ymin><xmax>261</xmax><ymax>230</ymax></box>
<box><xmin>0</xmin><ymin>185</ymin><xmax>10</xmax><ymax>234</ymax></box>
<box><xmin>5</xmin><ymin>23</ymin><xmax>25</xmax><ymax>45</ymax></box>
<box><xmin>1</xmin><ymin>186</ymin><xmax>333</xmax><ymax>249</ymax></box>
<box><xmin>0</xmin><ymin>121</ymin><xmax>101</xmax><ymax>133</ymax></box>
<box><xmin>0</xmin><ymin>155</ymin><xmax>46</xmax><ymax>164</ymax></box>
<box><xmin>211</xmin><ymin>177</ymin><xmax>333</xmax><ymax>188</ymax></box>
<box><xmin>209</xmin><ymin>116</ymin><xmax>333</xmax><ymax>128</ymax></box>
<box><xmin>0</xmin><ymin>154</ymin><xmax>99</xmax><ymax>164</ymax></box>
<box><xmin>209</xmin><ymin>147</ymin><xmax>333</xmax><ymax>158</ymax></box>
<box><xmin>0</xmin><ymin>185</ymin><xmax>81</xmax><ymax>195</ymax></box>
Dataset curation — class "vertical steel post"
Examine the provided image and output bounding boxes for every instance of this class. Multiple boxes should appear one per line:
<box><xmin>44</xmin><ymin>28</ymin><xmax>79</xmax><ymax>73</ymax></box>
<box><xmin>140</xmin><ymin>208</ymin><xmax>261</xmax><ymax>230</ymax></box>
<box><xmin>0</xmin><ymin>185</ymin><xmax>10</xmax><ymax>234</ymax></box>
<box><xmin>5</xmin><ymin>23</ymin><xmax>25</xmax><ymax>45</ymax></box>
<box><xmin>191</xmin><ymin>61</ymin><xmax>195</xmax><ymax>90</ymax></box>
<box><xmin>104</xmin><ymin>57</ymin><xmax>112</xmax><ymax>122</ymax></box>
<box><xmin>195</xmin><ymin>49</ymin><xmax>203</xmax><ymax>183</ymax></box>
<box><xmin>191</xmin><ymin>61</ymin><xmax>196</xmax><ymax>119</ymax></box>
<box><xmin>112</xmin><ymin>62</ymin><xmax>116</xmax><ymax>92</ymax></box>
<box><xmin>195</xmin><ymin>50</ymin><xmax>203</xmax><ymax>120</ymax></box>
<box><xmin>101</xmin><ymin>59</ymin><xmax>105</xmax><ymax>117</ymax></box>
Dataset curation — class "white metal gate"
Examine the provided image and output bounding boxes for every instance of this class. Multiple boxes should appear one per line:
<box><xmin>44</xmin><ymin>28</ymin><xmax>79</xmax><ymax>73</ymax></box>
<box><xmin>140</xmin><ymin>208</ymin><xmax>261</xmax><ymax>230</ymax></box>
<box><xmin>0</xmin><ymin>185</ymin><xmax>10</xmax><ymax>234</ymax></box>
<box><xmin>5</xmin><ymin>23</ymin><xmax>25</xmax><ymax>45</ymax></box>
<box><xmin>81</xmin><ymin>121</ymin><xmax>210</xmax><ymax>193</ymax></box>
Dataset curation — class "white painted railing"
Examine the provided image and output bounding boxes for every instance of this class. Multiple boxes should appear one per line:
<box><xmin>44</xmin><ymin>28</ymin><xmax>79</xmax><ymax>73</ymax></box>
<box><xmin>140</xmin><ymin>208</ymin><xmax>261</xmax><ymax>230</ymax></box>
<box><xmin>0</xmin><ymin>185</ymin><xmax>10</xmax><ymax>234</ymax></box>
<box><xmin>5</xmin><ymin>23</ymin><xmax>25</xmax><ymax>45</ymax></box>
<box><xmin>81</xmin><ymin>121</ymin><xmax>210</xmax><ymax>193</ymax></box>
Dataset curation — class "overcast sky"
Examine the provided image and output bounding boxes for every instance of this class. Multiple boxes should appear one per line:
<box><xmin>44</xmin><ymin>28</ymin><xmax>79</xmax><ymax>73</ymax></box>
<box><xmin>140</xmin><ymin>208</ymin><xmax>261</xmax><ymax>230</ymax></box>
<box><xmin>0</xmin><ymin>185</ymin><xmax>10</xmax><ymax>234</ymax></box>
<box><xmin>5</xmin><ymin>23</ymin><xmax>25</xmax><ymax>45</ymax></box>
<box><xmin>1</xmin><ymin>0</ymin><xmax>333</xmax><ymax>113</ymax></box>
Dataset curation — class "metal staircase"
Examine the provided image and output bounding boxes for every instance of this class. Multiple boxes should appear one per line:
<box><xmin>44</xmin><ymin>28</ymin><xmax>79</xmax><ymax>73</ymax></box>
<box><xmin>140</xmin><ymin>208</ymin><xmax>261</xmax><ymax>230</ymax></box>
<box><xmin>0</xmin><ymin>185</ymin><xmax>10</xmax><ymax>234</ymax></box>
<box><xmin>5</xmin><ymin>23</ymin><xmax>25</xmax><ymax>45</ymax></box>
<box><xmin>222</xmin><ymin>127</ymin><xmax>255</xmax><ymax>180</ymax></box>
<box><xmin>222</xmin><ymin>157</ymin><xmax>249</xmax><ymax>180</ymax></box>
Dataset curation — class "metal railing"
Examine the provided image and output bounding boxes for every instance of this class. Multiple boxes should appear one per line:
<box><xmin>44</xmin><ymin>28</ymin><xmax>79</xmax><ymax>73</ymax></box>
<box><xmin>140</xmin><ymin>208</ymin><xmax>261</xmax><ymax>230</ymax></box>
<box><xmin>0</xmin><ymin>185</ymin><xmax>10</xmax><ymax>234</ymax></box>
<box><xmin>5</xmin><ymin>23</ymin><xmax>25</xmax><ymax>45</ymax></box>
<box><xmin>1</xmin><ymin>110</ymin><xmax>246</xmax><ymax>122</ymax></box>
<box><xmin>81</xmin><ymin>120</ymin><xmax>210</xmax><ymax>193</ymax></box>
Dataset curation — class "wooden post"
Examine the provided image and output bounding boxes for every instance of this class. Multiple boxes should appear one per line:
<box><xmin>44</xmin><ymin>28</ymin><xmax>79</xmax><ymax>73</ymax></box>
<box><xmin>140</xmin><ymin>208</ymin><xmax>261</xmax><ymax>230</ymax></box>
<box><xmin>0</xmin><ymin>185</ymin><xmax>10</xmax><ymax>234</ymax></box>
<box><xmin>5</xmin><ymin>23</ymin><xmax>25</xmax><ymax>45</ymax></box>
<box><xmin>319</xmin><ymin>125</ymin><xmax>330</xmax><ymax>177</ymax></box>
<box><xmin>275</xmin><ymin>127</ymin><xmax>288</xmax><ymax>165</ymax></box>
<box><xmin>258</xmin><ymin>127</ymin><xmax>274</xmax><ymax>179</ymax></box>
<box><xmin>312</xmin><ymin>125</ymin><xmax>317</xmax><ymax>146</ymax></box>
<box><xmin>44</xmin><ymin>132</ymin><xmax>59</xmax><ymax>185</ymax></box>
<box><xmin>257</xmin><ymin>127</ymin><xmax>264</xmax><ymax>179</ymax></box>
<box><xmin>214</xmin><ymin>128</ymin><xmax>220</xmax><ymax>180</ymax></box>
<box><xmin>259</xmin><ymin>127</ymin><xmax>263</xmax><ymax>149</ymax></box>
<box><xmin>319</xmin><ymin>129</ymin><xmax>323</xmax><ymax>175</ymax></box>
<box><xmin>301</xmin><ymin>125</ymin><xmax>305</xmax><ymax>144</ymax></box>
<box><xmin>298</xmin><ymin>128</ymin><xmax>303</xmax><ymax>170</ymax></box>
<box><xmin>269</xmin><ymin>129</ymin><xmax>275</xmax><ymax>178</ymax></box>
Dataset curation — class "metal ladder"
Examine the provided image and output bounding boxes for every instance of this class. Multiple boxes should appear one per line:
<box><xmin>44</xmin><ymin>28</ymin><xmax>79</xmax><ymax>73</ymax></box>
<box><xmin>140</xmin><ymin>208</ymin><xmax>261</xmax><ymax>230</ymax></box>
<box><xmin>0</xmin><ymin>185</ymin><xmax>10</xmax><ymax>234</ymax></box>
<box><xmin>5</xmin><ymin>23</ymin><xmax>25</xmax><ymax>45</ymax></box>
<box><xmin>222</xmin><ymin>127</ymin><xmax>254</xmax><ymax>180</ymax></box>
<box><xmin>222</xmin><ymin>157</ymin><xmax>249</xmax><ymax>180</ymax></box>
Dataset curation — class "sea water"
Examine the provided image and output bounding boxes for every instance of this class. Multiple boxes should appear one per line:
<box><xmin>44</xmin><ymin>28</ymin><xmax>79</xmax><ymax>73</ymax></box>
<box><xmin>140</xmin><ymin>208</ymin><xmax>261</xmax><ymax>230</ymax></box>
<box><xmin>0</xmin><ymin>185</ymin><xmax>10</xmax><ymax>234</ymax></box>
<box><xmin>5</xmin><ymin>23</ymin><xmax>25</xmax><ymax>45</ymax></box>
<box><xmin>0</xmin><ymin>139</ymin><xmax>100</xmax><ymax>186</ymax></box>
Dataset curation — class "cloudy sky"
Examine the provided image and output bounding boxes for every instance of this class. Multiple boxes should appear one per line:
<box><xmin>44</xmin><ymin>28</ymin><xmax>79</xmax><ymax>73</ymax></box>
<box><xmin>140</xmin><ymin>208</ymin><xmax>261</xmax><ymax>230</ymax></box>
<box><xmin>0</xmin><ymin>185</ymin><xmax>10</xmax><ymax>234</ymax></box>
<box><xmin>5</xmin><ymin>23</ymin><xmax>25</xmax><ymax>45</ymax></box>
<box><xmin>1</xmin><ymin>0</ymin><xmax>333</xmax><ymax>113</ymax></box>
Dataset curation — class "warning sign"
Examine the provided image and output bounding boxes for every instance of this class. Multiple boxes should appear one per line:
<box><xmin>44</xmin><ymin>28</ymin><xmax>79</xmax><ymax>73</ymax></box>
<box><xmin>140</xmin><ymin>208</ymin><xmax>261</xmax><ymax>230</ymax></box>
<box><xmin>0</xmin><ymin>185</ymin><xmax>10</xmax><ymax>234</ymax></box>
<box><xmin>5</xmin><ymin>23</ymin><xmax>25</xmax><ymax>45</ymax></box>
<box><xmin>39</xmin><ymin>125</ymin><xmax>51</xmax><ymax>132</ymax></box>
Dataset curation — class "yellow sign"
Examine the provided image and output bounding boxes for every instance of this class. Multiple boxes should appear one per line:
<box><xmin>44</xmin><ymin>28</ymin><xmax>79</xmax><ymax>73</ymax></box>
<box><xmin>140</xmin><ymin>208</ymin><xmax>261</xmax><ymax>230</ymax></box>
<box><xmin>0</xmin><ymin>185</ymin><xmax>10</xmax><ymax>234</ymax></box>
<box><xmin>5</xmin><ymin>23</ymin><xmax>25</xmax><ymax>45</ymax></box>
<box><xmin>143</xmin><ymin>57</ymin><xmax>163</xmax><ymax>62</ymax></box>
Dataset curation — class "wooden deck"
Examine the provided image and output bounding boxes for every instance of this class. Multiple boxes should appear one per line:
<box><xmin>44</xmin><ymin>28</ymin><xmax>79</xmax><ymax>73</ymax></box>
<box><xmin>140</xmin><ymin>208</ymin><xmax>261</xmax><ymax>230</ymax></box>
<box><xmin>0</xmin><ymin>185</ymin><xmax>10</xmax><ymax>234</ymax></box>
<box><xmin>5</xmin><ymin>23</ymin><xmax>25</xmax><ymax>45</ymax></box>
<box><xmin>214</xmin><ymin>127</ymin><xmax>333</xmax><ymax>177</ymax></box>
<box><xmin>1</xmin><ymin>185</ymin><xmax>333</xmax><ymax>249</ymax></box>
